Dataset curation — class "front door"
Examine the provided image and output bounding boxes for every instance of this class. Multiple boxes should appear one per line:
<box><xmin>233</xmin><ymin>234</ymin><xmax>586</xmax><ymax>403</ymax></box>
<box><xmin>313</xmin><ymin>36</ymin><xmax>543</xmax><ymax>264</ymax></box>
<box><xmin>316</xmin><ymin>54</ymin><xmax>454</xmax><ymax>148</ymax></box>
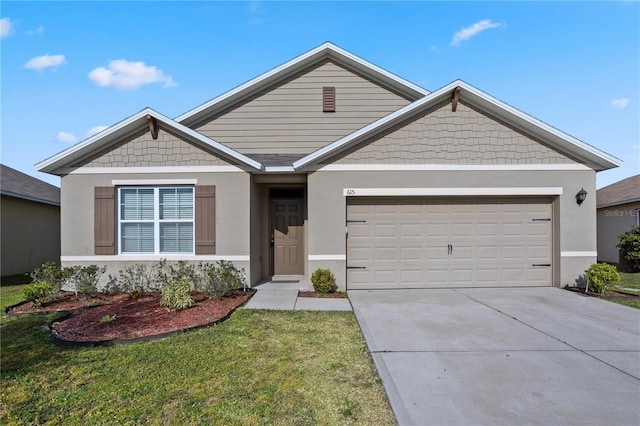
<box><xmin>271</xmin><ymin>199</ymin><xmax>304</xmax><ymax>275</ymax></box>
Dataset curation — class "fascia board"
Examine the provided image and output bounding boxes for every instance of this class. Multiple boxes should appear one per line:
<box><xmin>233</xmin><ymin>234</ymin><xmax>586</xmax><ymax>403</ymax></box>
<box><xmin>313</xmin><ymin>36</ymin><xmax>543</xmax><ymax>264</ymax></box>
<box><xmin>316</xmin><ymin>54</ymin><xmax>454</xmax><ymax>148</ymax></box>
<box><xmin>36</xmin><ymin>108</ymin><xmax>155</xmax><ymax>173</ymax></box>
<box><xmin>175</xmin><ymin>42</ymin><xmax>429</xmax><ymax>125</ymax></box>
<box><xmin>458</xmin><ymin>82</ymin><xmax>622</xmax><ymax>170</ymax></box>
<box><xmin>36</xmin><ymin>108</ymin><xmax>262</xmax><ymax>174</ymax></box>
<box><xmin>295</xmin><ymin>79</ymin><xmax>621</xmax><ymax>171</ymax></box>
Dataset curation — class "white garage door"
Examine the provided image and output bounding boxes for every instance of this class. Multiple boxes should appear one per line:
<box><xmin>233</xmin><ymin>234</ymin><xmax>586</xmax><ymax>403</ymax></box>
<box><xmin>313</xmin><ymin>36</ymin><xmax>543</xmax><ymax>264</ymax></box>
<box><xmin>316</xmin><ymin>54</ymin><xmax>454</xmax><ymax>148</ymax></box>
<box><xmin>346</xmin><ymin>198</ymin><xmax>553</xmax><ymax>289</ymax></box>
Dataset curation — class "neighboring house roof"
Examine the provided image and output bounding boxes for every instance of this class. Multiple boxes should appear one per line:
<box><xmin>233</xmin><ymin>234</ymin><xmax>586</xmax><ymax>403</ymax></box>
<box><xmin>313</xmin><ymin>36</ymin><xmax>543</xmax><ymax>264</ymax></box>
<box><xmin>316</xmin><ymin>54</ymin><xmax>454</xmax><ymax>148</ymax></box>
<box><xmin>293</xmin><ymin>80</ymin><xmax>621</xmax><ymax>171</ymax></box>
<box><xmin>36</xmin><ymin>108</ymin><xmax>263</xmax><ymax>175</ymax></box>
<box><xmin>1</xmin><ymin>164</ymin><xmax>60</xmax><ymax>206</ymax></box>
<box><xmin>596</xmin><ymin>174</ymin><xmax>640</xmax><ymax>208</ymax></box>
<box><xmin>175</xmin><ymin>42</ymin><xmax>430</xmax><ymax>128</ymax></box>
<box><xmin>35</xmin><ymin>45</ymin><xmax>622</xmax><ymax>175</ymax></box>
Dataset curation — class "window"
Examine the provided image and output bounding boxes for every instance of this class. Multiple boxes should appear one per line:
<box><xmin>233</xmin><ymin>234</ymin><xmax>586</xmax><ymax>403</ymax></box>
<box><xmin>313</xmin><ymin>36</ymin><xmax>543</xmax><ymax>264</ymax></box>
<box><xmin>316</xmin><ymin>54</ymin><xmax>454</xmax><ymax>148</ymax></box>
<box><xmin>119</xmin><ymin>187</ymin><xmax>194</xmax><ymax>254</ymax></box>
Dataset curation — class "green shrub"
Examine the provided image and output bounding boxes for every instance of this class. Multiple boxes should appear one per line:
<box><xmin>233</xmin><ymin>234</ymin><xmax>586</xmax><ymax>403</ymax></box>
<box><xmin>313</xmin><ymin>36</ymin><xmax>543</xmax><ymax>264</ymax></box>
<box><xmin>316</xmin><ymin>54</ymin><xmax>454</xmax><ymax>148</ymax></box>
<box><xmin>107</xmin><ymin>264</ymin><xmax>154</xmax><ymax>296</ymax></box>
<box><xmin>585</xmin><ymin>263</ymin><xmax>620</xmax><ymax>294</ymax></box>
<box><xmin>310</xmin><ymin>268</ymin><xmax>336</xmax><ymax>294</ymax></box>
<box><xmin>68</xmin><ymin>265</ymin><xmax>106</xmax><ymax>299</ymax></box>
<box><xmin>22</xmin><ymin>282</ymin><xmax>55</xmax><ymax>308</ymax></box>
<box><xmin>617</xmin><ymin>225</ymin><xmax>640</xmax><ymax>272</ymax></box>
<box><xmin>30</xmin><ymin>262</ymin><xmax>73</xmax><ymax>294</ymax></box>
<box><xmin>195</xmin><ymin>261</ymin><xmax>245</xmax><ymax>299</ymax></box>
<box><xmin>153</xmin><ymin>260</ymin><xmax>196</xmax><ymax>291</ymax></box>
<box><xmin>160</xmin><ymin>277</ymin><xmax>194</xmax><ymax>310</ymax></box>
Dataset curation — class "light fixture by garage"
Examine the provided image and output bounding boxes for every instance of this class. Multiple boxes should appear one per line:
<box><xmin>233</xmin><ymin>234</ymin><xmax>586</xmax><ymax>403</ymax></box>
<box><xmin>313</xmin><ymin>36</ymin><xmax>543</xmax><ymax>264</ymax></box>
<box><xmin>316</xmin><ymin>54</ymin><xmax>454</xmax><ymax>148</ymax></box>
<box><xmin>575</xmin><ymin>188</ymin><xmax>587</xmax><ymax>205</ymax></box>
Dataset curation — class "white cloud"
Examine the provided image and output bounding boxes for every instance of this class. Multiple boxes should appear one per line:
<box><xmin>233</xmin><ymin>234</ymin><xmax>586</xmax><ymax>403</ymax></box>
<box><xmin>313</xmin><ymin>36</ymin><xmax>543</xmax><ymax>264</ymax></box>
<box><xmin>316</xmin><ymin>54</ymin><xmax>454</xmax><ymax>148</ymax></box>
<box><xmin>27</xmin><ymin>25</ymin><xmax>44</xmax><ymax>36</ymax></box>
<box><xmin>1</xmin><ymin>17</ymin><xmax>15</xmax><ymax>38</ymax></box>
<box><xmin>24</xmin><ymin>54</ymin><xmax>66</xmax><ymax>70</ymax></box>
<box><xmin>451</xmin><ymin>19</ymin><xmax>503</xmax><ymax>46</ymax></box>
<box><xmin>611</xmin><ymin>98</ymin><xmax>630</xmax><ymax>109</ymax></box>
<box><xmin>87</xmin><ymin>125</ymin><xmax>108</xmax><ymax>137</ymax></box>
<box><xmin>88</xmin><ymin>59</ymin><xmax>176</xmax><ymax>90</ymax></box>
<box><xmin>57</xmin><ymin>131</ymin><xmax>77</xmax><ymax>144</ymax></box>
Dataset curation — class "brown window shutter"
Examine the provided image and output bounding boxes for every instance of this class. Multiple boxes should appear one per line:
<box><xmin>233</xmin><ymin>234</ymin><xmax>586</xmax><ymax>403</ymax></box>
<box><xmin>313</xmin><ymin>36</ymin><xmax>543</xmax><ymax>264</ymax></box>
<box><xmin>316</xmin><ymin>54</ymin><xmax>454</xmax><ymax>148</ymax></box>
<box><xmin>323</xmin><ymin>86</ymin><xmax>336</xmax><ymax>112</ymax></box>
<box><xmin>94</xmin><ymin>187</ymin><xmax>116</xmax><ymax>255</ymax></box>
<box><xmin>195</xmin><ymin>185</ymin><xmax>216</xmax><ymax>254</ymax></box>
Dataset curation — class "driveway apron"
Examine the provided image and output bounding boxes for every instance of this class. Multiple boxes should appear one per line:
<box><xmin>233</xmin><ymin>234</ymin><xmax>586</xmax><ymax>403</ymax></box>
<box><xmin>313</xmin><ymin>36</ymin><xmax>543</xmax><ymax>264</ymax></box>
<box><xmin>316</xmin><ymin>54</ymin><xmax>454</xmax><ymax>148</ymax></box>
<box><xmin>349</xmin><ymin>287</ymin><xmax>640</xmax><ymax>426</ymax></box>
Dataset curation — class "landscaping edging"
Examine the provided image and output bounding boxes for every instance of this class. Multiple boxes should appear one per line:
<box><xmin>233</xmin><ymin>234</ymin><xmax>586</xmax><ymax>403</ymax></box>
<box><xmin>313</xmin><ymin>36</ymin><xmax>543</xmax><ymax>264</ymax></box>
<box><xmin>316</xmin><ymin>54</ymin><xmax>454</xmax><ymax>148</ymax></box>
<box><xmin>5</xmin><ymin>289</ymin><xmax>256</xmax><ymax>347</ymax></box>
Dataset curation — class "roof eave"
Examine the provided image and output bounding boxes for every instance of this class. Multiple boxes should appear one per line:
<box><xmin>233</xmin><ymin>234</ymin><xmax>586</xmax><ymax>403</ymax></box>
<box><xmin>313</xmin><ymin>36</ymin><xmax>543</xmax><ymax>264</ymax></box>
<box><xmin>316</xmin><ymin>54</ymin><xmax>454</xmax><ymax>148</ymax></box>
<box><xmin>36</xmin><ymin>108</ymin><xmax>263</xmax><ymax>175</ymax></box>
<box><xmin>294</xmin><ymin>80</ymin><xmax>622</xmax><ymax>171</ymax></box>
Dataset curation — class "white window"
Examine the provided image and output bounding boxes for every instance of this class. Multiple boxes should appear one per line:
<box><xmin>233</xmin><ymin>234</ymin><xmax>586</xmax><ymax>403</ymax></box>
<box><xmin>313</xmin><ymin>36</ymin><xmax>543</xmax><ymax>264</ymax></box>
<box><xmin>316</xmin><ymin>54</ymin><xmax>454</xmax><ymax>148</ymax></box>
<box><xmin>119</xmin><ymin>187</ymin><xmax>194</xmax><ymax>254</ymax></box>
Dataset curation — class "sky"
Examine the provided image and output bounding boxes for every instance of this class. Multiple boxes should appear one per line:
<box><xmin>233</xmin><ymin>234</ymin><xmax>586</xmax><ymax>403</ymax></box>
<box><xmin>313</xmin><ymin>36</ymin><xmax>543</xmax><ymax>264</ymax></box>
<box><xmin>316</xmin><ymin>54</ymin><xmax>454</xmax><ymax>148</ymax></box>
<box><xmin>1</xmin><ymin>1</ymin><xmax>638</xmax><ymax>189</ymax></box>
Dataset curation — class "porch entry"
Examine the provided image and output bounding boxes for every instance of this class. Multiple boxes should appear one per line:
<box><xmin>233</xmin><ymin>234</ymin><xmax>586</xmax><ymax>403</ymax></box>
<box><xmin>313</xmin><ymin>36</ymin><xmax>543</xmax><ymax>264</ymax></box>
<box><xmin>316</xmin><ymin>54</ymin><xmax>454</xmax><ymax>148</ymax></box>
<box><xmin>270</xmin><ymin>188</ymin><xmax>305</xmax><ymax>275</ymax></box>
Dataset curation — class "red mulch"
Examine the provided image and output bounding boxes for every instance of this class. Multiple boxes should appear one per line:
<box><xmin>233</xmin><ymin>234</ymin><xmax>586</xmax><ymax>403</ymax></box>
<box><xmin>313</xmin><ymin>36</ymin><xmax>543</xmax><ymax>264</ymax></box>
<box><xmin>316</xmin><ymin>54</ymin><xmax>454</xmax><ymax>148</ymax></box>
<box><xmin>298</xmin><ymin>291</ymin><xmax>347</xmax><ymax>299</ymax></box>
<box><xmin>8</xmin><ymin>291</ymin><xmax>253</xmax><ymax>343</ymax></box>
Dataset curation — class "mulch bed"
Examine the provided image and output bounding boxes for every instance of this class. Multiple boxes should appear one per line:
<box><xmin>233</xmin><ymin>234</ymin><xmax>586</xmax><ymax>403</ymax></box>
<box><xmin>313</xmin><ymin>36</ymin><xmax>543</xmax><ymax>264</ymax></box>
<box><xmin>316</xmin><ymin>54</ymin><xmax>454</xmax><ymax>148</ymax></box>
<box><xmin>298</xmin><ymin>291</ymin><xmax>347</xmax><ymax>299</ymax></box>
<box><xmin>565</xmin><ymin>287</ymin><xmax>640</xmax><ymax>301</ymax></box>
<box><xmin>6</xmin><ymin>290</ymin><xmax>253</xmax><ymax>344</ymax></box>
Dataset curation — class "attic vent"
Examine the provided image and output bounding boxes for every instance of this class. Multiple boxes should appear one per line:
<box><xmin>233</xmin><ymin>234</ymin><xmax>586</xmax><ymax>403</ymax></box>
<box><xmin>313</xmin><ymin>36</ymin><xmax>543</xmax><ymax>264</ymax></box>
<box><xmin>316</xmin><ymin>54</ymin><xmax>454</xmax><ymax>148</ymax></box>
<box><xmin>323</xmin><ymin>86</ymin><xmax>336</xmax><ymax>112</ymax></box>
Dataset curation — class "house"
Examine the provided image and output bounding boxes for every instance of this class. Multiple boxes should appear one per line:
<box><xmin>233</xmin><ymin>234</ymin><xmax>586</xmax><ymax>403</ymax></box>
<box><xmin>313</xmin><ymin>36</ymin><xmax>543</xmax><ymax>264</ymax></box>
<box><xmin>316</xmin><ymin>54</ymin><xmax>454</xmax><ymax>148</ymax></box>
<box><xmin>36</xmin><ymin>43</ymin><xmax>620</xmax><ymax>290</ymax></box>
<box><xmin>1</xmin><ymin>164</ymin><xmax>61</xmax><ymax>277</ymax></box>
<box><xmin>596</xmin><ymin>174</ymin><xmax>640</xmax><ymax>265</ymax></box>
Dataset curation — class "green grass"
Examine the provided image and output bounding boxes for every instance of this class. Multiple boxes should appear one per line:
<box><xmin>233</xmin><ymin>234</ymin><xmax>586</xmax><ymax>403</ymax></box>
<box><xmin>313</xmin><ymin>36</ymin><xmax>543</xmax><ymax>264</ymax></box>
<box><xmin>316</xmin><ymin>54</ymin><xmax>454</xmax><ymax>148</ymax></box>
<box><xmin>610</xmin><ymin>299</ymin><xmax>640</xmax><ymax>309</ymax></box>
<box><xmin>615</xmin><ymin>271</ymin><xmax>640</xmax><ymax>293</ymax></box>
<box><xmin>0</xmin><ymin>284</ymin><xmax>30</xmax><ymax>322</ymax></box>
<box><xmin>1</xmin><ymin>308</ymin><xmax>395</xmax><ymax>425</ymax></box>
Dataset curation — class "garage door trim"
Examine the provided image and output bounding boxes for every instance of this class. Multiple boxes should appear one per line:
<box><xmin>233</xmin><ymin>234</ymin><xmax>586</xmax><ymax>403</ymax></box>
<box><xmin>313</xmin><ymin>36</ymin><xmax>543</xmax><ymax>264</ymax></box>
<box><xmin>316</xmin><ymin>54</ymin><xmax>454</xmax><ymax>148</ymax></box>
<box><xmin>343</xmin><ymin>187</ymin><xmax>563</xmax><ymax>197</ymax></box>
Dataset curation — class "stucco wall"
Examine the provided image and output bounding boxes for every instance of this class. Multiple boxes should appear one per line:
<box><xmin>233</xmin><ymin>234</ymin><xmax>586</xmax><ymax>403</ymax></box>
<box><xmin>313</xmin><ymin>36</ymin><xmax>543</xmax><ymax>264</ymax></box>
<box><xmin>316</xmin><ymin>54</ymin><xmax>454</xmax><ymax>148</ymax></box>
<box><xmin>307</xmin><ymin>169</ymin><xmax>597</xmax><ymax>289</ymax></box>
<box><xmin>597</xmin><ymin>201</ymin><xmax>640</xmax><ymax>264</ymax></box>
<box><xmin>60</xmin><ymin>172</ymin><xmax>252</xmax><ymax>286</ymax></box>
<box><xmin>1</xmin><ymin>195</ymin><xmax>60</xmax><ymax>276</ymax></box>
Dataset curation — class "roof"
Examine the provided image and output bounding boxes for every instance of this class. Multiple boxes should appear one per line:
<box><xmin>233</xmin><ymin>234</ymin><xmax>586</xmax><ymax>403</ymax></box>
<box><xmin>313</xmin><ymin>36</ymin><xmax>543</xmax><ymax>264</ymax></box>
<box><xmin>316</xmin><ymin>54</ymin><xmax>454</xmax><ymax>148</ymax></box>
<box><xmin>36</xmin><ymin>108</ymin><xmax>263</xmax><ymax>175</ymax></box>
<box><xmin>293</xmin><ymin>80</ymin><xmax>621</xmax><ymax>171</ymax></box>
<box><xmin>36</xmin><ymin>45</ymin><xmax>621</xmax><ymax>175</ymax></box>
<box><xmin>596</xmin><ymin>174</ymin><xmax>640</xmax><ymax>208</ymax></box>
<box><xmin>175</xmin><ymin>42</ymin><xmax>429</xmax><ymax>127</ymax></box>
<box><xmin>1</xmin><ymin>164</ymin><xmax>60</xmax><ymax>206</ymax></box>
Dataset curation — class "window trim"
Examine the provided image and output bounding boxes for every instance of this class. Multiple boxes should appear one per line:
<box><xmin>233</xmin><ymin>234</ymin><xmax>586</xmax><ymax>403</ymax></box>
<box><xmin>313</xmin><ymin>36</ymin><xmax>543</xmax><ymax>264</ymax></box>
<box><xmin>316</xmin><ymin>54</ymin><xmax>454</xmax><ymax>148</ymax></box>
<box><xmin>117</xmin><ymin>186</ymin><xmax>195</xmax><ymax>255</ymax></box>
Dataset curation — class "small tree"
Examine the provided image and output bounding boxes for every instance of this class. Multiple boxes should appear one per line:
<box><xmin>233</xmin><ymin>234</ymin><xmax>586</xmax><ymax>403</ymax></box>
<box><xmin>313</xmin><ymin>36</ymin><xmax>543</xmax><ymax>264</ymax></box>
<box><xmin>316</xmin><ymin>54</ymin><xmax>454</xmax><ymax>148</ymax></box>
<box><xmin>617</xmin><ymin>225</ymin><xmax>640</xmax><ymax>272</ymax></box>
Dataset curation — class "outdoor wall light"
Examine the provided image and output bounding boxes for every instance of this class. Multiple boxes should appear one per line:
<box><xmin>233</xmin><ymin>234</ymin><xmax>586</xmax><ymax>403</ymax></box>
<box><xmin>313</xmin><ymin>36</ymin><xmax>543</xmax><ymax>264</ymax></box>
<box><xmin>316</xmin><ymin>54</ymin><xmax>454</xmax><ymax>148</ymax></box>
<box><xmin>575</xmin><ymin>188</ymin><xmax>587</xmax><ymax>205</ymax></box>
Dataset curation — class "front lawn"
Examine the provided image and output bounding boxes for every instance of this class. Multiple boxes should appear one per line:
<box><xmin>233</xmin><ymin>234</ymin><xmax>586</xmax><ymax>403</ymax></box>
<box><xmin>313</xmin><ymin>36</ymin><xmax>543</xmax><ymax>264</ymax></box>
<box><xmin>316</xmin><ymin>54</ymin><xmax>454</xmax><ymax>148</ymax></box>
<box><xmin>611</xmin><ymin>269</ymin><xmax>640</xmax><ymax>308</ymax></box>
<box><xmin>1</xmin><ymin>303</ymin><xmax>394</xmax><ymax>424</ymax></box>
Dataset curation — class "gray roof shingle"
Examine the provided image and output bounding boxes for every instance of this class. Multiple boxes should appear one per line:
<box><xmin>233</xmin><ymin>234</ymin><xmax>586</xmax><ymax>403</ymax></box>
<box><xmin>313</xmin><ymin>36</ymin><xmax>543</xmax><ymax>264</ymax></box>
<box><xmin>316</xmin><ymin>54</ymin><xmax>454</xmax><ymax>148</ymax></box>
<box><xmin>1</xmin><ymin>164</ymin><xmax>60</xmax><ymax>206</ymax></box>
<box><xmin>596</xmin><ymin>174</ymin><xmax>640</xmax><ymax>208</ymax></box>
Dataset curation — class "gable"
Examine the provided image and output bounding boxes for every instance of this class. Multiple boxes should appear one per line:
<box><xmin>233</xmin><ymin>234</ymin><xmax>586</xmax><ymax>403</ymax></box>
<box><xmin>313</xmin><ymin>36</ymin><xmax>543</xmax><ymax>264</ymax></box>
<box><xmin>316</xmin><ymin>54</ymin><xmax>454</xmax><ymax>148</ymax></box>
<box><xmin>194</xmin><ymin>60</ymin><xmax>412</xmax><ymax>156</ymax></box>
<box><xmin>321</xmin><ymin>99</ymin><xmax>580</xmax><ymax>166</ymax></box>
<box><xmin>71</xmin><ymin>125</ymin><xmax>236</xmax><ymax>169</ymax></box>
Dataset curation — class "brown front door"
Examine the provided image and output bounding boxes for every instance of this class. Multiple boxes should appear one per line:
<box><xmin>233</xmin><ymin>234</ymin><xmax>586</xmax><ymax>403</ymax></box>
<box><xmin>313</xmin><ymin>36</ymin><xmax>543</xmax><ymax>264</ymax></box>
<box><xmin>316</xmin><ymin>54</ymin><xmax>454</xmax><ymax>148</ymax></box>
<box><xmin>271</xmin><ymin>199</ymin><xmax>304</xmax><ymax>275</ymax></box>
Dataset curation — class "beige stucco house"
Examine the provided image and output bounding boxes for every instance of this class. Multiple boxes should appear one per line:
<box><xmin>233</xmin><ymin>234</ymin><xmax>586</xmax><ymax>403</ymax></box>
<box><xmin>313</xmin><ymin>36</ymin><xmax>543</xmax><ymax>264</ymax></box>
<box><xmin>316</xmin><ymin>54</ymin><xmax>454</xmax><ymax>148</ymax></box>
<box><xmin>1</xmin><ymin>164</ymin><xmax>61</xmax><ymax>277</ymax></box>
<box><xmin>596</xmin><ymin>174</ymin><xmax>640</xmax><ymax>265</ymax></box>
<box><xmin>36</xmin><ymin>43</ymin><xmax>620</xmax><ymax>290</ymax></box>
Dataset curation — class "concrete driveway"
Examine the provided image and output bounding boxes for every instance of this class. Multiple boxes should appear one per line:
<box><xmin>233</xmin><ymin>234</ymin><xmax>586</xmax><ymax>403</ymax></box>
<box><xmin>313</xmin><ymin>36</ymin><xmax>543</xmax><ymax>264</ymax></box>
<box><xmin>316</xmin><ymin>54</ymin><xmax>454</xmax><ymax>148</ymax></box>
<box><xmin>349</xmin><ymin>287</ymin><xmax>640</xmax><ymax>426</ymax></box>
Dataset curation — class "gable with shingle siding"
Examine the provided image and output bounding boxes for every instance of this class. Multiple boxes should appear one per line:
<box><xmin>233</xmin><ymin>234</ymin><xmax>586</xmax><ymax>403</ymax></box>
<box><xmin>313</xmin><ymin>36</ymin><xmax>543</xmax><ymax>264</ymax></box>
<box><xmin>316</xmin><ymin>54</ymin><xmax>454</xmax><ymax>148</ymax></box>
<box><xmin>72</xmin><ymin>126</ymin><xmax>236</xmax><ymax>169</ymax></box>
<box><xmin>194</xmin><ymin>60</ymin><xmax>412</xmax><ymax>155</ymax></box>
<box><xmin>323</xmin><ymin>100</ymin><xmax>578</xmax><ymax>165</ymax></box>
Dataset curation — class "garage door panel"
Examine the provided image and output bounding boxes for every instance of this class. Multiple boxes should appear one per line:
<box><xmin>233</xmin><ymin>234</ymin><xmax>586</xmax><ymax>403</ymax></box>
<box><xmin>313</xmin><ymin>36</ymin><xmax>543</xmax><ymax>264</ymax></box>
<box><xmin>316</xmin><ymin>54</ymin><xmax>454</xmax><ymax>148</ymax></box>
<box><xmin>347</xmin><ymin>199</ymin><xmax>552</xmax><ymax>289</ymax></box>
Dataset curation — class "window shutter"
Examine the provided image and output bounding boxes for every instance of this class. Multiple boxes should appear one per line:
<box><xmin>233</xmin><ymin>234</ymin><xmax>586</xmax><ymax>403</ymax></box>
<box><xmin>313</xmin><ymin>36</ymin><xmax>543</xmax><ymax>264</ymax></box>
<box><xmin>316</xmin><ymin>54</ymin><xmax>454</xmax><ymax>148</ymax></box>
<box><xmin>94</xmin><ymin>187</ymin><xmax>116</xmax><ymax>255</ymax></box>
<box><xmin>195</xmin><ymin>185</ymin><xmax>216</xmax><ymax>254</ymax></box>
<box><xmin>323</xmin><ymin>86</ymin><xmax>336</xmax><ymax>112</ymax></box>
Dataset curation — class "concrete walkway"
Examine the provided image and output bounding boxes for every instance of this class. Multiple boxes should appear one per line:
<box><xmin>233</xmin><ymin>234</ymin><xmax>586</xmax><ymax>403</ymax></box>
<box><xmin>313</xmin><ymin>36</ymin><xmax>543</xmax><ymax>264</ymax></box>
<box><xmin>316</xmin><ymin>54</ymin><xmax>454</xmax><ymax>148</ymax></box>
<box><xmin>350</xmin><ymin>287</ymin><xmax>640</xmax><ymax>426</ymax></box>
<box><xmin>244</xmin><ymin>277</ymin><xmax>352</xmax><ymax>311</ymax></box>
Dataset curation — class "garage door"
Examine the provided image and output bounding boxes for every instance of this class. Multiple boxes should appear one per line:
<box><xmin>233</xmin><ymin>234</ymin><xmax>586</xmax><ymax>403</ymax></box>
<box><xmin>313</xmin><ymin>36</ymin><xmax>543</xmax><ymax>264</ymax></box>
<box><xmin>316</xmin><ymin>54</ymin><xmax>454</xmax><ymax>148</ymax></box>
<box><xmin>346</xmin><ymin>198</ymin><xmax>552</xmax><ymax>289</ymax></box>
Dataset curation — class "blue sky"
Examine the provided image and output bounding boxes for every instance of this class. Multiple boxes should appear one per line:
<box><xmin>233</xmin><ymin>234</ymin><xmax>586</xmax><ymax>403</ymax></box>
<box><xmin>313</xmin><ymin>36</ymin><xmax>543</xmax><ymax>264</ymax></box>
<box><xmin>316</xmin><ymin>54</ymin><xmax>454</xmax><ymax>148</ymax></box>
<box><xmin>1</xmin><ymin>1</ymin><xmax>638</xmax><ymax>189</ymax></box>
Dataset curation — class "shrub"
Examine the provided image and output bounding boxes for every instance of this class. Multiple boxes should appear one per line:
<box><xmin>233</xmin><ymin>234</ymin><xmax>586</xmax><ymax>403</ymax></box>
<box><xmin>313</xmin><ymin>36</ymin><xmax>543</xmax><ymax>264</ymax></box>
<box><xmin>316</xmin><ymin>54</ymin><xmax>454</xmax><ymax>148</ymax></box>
<box><xmin>617</xmin><ymin>225</ymin><xmax>640</xmax><ymax>272</ymax></box>
<box><xmin>196</xmin><ymin>261</ymin><xmax>245</xmax><ymax>299</ymax></box>
<box><xmin>160</xmin><ymin>276</ymin><xmax>194</xmax><ymax>310</ymax></box>
<box><xmin>153</xmin><ymin>260</ymin><xmax>196</xmax><ymax>291</ymax></box>
<box><xmin>30</xmin><ymin>262</ymin><xmax>73</xmax><ymax>295</ymax></box>
<box><xmin>108</xmin><ymin>264</ymin><xmax>154</xmax><ymax>297</ymax></box>
<box><xmin>310</xmin><ymin>268</ymin><xmax>336</xmax><ymax>294</ymax></box>
<box><xmin>22</xmin><ymin>282</ymin><xmax>55</xmax><ymax>308</ymax></box>
<box><xmin>68</xmin><ymin>265</ymin><xmax>106</xmax><ymax>299</ymax></box>
<box><xmin>585</xmin><ymin>263</ymin><xmax>620</xmax><ymax>294</ymax></box>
